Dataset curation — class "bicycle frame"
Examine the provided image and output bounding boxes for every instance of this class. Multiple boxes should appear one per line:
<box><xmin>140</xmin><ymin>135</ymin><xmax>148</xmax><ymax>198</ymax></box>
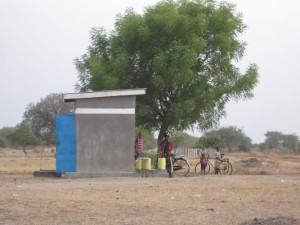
<box><xmin>153</xmin><ymin>153</ymin><xmax>190</xmax><ymax>176</ymax></box>
<box><xmin>171</xmin><ymin>155</ymin><xmax>190</xmax><ymax>176</ymax></box>
<box><xmin>195</xmin><ymin>150</ymin><xmax>233</xmax><ymax>175</ymax></box>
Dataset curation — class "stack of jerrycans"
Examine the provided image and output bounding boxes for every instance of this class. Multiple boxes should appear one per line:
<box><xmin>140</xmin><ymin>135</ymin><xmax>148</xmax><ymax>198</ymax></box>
<box><xmin>135</xmin><ymin>157</ymin><xmax>151</xmax><ymax>170</ymax></box>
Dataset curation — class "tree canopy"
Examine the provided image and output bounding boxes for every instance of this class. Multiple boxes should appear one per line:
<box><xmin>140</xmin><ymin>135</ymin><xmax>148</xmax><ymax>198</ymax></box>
<box><xmin>0</xmin><ymin>127</ymin><xmax>16</xmax><ymax>148</ymax></box>
<box><xmin>264</xmin><ymin>131</ymin><xmax>299</xmax><ymax>153</ymax></box>
<box><xmin>23</xmin><ymin>93</ymin><xmax>74</xmax><ymax>145</ymax></box>
<box><xmin>75</xmin><ymin>0</ymin><xmax>258</xmax><ymax>142</ymax></box>
<box><xmin>198</xmin><ymin>126</ymin><xmax>252</xmax><ymax>151</ymax></box>
<box><xmin>197</xmin><ymin>132</ymin><xmax>224</xmax><ymax>149</ymax></box>
<box><xmin>8</xmin><ymin>121</ymin><xmax>39</xmax><ymax>152</ymax></box>
<box><xmin>171</xmin><ymin>131</ymin><xmax>199</xmax><ymax>148</ymax></box>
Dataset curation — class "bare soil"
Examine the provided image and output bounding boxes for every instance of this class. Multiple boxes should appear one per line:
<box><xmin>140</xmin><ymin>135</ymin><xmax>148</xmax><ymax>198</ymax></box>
<box><xmin>0</xmin><ymin>149</ymin><xmax>299</xmax><ymax>225</ymax></box>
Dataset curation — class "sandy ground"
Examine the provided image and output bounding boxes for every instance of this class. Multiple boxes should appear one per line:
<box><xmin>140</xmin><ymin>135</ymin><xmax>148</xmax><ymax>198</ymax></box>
<box><xmin>0</xmin><ymin>149</ymin><xmax>299</xmax><ymax>225</ymax></box>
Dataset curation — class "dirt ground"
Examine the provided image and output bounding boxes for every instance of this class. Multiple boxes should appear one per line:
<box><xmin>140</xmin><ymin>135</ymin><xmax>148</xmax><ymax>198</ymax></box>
<box><xmin>0</xmin><ymin>149</ymin><xmax>299</xmax><ymax>225</ymax></box>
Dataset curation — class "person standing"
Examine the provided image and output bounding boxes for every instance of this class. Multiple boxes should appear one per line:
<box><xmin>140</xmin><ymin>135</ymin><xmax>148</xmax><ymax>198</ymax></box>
<box><xmin>200</xmin><ymin>152</ymin><xmax>207</xmax><ymax>175</ymax></box>
<box><xmin>135</xmin><ymin>132</ymin><xmax>144</xmax><ymax>160</ymax></box>
<box><xmin>215</xmin><ymin>146</ymin><xmax>222</xmax><ymax>174</ymax></box>
<box><xmin>160</xmin><ymin>133</ymin><xmax>173</xmax><ymax>178</ymax></box>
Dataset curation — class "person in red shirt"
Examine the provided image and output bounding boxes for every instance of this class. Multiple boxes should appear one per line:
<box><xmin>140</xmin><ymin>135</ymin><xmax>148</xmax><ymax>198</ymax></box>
<box><xmin>200</xmin><ymin>153</ymin><xmax>208</xmax><ymax>175</ymax></box>
<box><xmin>160</xmin><ymin>132</ymin><xmax>174</xmax><ymax>177</ymax></box>
<box><xmin>135</xmin><ymin>132</ymin><xmax>144</xmax><ymax>160</ymax></box>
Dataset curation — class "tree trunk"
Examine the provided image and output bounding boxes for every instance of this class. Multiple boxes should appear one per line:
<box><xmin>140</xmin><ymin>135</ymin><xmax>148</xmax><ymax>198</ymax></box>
<box><xmin>156</xmin><ymin>127</ymin><xmax>168</xmax><ymax>153</ymax></box>
<box><xmin>22</xmin><ymin>145</ymin><xmax>28</xmax><ymax>157</ymax></box>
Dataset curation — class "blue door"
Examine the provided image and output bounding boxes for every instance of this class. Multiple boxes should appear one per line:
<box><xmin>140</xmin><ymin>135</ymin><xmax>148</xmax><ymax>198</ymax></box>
<box><xmin>56</xmin><ymin>114</ymin><xmax>76</xmax><ymax>172</ymax></box>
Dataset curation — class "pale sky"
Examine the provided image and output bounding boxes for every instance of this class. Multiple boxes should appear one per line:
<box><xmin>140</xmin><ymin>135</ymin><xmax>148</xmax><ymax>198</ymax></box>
<box><xmin>1</xmin><ymin>0</ymin><xmax>299</xmax><ymax>143</ymax></box>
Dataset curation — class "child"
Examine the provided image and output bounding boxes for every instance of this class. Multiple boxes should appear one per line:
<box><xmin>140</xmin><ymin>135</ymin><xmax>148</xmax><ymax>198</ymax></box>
<box><xmin>200</xmin><ymin>153</ymin><xmax>207</xmax><ymax>175</ymax></box>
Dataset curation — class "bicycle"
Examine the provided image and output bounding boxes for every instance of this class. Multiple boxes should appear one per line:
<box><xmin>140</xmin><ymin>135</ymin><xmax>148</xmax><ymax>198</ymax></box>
<box><xmin>195</xmin><ymin>150</ymin><xmax>233</xmax><ymax>175</ymax></box>
<box><xmin>153</xmin><ymin>153</ymin><xmax>190</xmax><ymax>176</ymax></box>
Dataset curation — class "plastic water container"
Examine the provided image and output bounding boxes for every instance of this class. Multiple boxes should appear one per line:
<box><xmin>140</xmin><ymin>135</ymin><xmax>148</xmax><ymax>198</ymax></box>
<box><xmin>158</xmin><ymin>157</ymin><xmax>166</xmax><ymax>170</ymax></box>
<box><xmin>142</xmin><ymin>157</ymin><xmax>151</xmax><ymax>170</ymax></box>
<box><xmin>135</xmin><ymin>158</ymin><xmax>142</xmax><ymax>170</ymax></box>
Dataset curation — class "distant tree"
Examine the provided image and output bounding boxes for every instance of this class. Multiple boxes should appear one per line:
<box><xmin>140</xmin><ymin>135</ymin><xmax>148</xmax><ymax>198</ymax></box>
<box><xmin>237</xmin><ymin>135</ymin><xmax>252</xmax><ymax>151</ymax></box>
<box><xmin>282</xmin><ymin>134</ymin><xmax>299</xmax><ymax>154</ymax></box>
<box><xmin>0</xmin><ymin>127</ymin><xmax>16</xmax><ymax>147</ymax></box>
<box><xmin>197</xmin><ymin>133</ymin><xmax>224</xmax><ymax>149</ymax></box>
<box><xmin>75</xmin><ymin>0</ymin><xmax>259</xmax><ymax>149</ymax></box>
<box><xmin>200</xmin><ymin>126</ymin><xmax>251</xmax><ymax>151</ymax></box>
<box><xmin>264</xmin><ymin>132</ymin><xmax>299</xmax><ymax>153</ymax></box>
<box><xmin>8</xmin><ymin>121</ymin><xmax>39</xmax><ymax>156</ymax></box>
<box><xmin>264</xmin><ymin>131</ymin><xmax>283</xmax><ymax>149</ymax></box>
<box><xmin>171</xmin><ymin>132</ymin><xmax>185</xmax><ymax>148</ymax></box>
<box><xmin>171</xmin><ymin>131</ymin><xmax>198</xmax><ymax>148</ymax></box>
<box><xmin>23</xmin><ymin>93</ymin><xmax>74</xmax><ymax>145</ymax></box>
<box><xmin>0</xmin><ymin>138</ymin><xmax>6</xmax><ymax>148</ymax></box>
<box><xmin>217</xmin><ymin>126</ymin><xmax>251</xmax><ymax>151</ymax></box>
<box><xmin>258</xmin><ymin>142</ymin><xmax>266</xmax><ymax>151</ymax></box>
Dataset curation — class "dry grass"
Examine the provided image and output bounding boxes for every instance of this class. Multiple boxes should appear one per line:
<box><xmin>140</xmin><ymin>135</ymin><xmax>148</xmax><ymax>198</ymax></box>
<box><xmin>0</xmin><ymin>148</ymin><xmax>299</xmax><ymax>225</ymax></box>
<box><xmin>188</xmin><ymin>151</ymin><xmax>300</xmax><ymax>176</ymax></box>
<box><xmin>0</xmin><ymin>148</ymin><xmax>55</xmax><ymax>173</ymax></box>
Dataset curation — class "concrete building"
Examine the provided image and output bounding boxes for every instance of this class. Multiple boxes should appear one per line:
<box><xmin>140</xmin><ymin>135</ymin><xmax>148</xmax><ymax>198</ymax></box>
<box><xmin>56</xmin><ymin>89</ymin><xmax>146</xmax><ymax>177</ymax></box>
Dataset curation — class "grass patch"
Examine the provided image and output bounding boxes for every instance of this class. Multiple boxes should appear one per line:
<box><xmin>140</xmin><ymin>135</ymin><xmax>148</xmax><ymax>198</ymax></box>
<box><xmin>239</xmin><ymin>158</ymin><xmax>262</xmax><ymax>167</ymax></box>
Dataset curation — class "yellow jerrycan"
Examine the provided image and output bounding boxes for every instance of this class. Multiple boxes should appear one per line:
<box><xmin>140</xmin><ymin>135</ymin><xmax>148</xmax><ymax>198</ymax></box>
<box><xmin>142</xmin><ymin>157</ymin><xmax>151</xmax><ymax>170</ymax></box>
<box><xmin>158</xmin><ymin>157</ymin><xmax>166</xmax><ymax>170</ymax></box>
<box><xmin>135</xmin><ymin>157</ymin><xmax>142</xmax><ymax>170</ymax></box>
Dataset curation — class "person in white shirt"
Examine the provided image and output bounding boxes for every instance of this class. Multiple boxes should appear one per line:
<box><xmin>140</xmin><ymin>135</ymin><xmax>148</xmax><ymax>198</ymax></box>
<box><xmin>215</xmin><ymin>146</ymin><xmax>222</xmax><ymax>174</ymax></box>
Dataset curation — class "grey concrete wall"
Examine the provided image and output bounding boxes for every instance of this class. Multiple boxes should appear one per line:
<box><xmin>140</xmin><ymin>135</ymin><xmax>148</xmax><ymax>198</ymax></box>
<box><xmin>76</xmin><ymin>96</ymin><xmax>136</xmax><ymax>108</ymax></box>
<box><xmin>75</xmin><ymin>96</ymin><xmax>136</xmax><ymax>173</ymax></box>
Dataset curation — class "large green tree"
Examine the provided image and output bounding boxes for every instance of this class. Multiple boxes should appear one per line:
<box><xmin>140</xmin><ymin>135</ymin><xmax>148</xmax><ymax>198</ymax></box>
<box><xmin>75</xmin><ymin>0</ymin><xmax>258</xmax><ymax>145</ymax></box>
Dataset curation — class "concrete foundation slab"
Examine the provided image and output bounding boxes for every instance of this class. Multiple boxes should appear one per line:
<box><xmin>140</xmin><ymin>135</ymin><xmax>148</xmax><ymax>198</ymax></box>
<box><xmin>33</xmin><ymin>170</ymin><xmax>61</xmax><ymax>178</ymax></box>
<box><xmin>63</xmin><ymin>169</ymin><xmax>169</xmax><ymax>178</ymax></box>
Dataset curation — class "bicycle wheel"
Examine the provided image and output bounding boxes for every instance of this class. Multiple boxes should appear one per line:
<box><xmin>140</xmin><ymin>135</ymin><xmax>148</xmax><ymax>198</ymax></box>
<box><xmin>173</xmin><ymin>158</ymin><xmax>190</xmax><ymax>176</ymax></box>
<box><xmin>227</xmin><ymin>162</ymin><xmax>233</xmax><ymax>174</ymax></box>
<box><xmin>195</xmin><ymin>162</ymin><xmax>210</xmax><ymax>175</ymax></box>
<box><xmin>219</xmin><ymin>161</ymin><xmax>233</xmax><ymax>175</ymax></box>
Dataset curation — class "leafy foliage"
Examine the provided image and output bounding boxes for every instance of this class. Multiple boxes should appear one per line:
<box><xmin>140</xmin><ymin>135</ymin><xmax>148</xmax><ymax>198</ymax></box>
<box><xmin>171</xmin><ymin>131</ymin><xmax>198</xmax><ymax>148</ymax></box>
<box><xmin>75</xmin><ymin>0</ymin><xmax>259</xmax><ymax>144</ymax></box>
<box><xmin>135</xmin><ymin>127</ymin><xmax>156</xmax><ymax>150</ymax></box>
<box><xmin>23</xmin><ymin>93</ymin><xmax>74</xmax><ymax>145</ymax></box>
<box><xmin>264</xmin><ymin>131</ymin><xmax>299</xmax><ymax>153</ymax></box>
<box><xmin>282</xmin><ymin>134</ymin><xmax>299</xmax><ymax>153</ymax></box>
<box><xmin>7</xmin><ymin>121</ymin><xmax>39</xmax><ymax>150</ymax></box>
<box><xmin>0</xmin><ymin>138</ymin><xmax>6</xmax><ymax>148</ymax></box>
<box><xmin>0</xmin><ymin>127</ymin><xmax>16</xmax><ymax>147</ymax></box>
<box><xmin>197</xmin><ymin>133</ymin><xmax>224</xmax><ymax>149</ymax></box>
<box><xmin>265</xmin><ymin>131</ymin><xmax>283</xmax><ymax>149</ymax></box>
<box><xmin>199</xmin><ymin>126</ymin><xmax>252</xmax><ymax>151</ymax></box>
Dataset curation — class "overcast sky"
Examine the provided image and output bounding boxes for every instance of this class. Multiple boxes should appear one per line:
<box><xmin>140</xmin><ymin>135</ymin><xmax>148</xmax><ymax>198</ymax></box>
<box><xmin>1</xmin><ymin>0</ymin><xmax>299</xmax><ymax>143</ymax></box>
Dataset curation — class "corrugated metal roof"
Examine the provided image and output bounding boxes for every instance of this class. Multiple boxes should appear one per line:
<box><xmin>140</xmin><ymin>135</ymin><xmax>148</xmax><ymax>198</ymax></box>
<box><xmin>63</xmin><ymin>88</ymin><xmax>146</xmax><ymax>102</ymax></box>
